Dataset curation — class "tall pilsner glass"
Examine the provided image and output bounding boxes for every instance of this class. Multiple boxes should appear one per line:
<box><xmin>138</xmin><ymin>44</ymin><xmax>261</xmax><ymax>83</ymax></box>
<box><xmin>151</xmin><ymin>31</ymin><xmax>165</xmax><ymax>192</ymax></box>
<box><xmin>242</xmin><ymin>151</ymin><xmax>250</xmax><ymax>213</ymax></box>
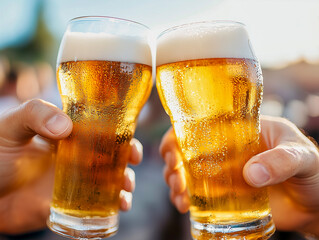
<box><xmin>156</xmin><ymin>21</ymin><xmax>275</xmax><ymax>239</ymax></box>
<box><xmin>47</xmin><ymin>16</ymin><xmax>152</xmax><ymax>239</ymax></box>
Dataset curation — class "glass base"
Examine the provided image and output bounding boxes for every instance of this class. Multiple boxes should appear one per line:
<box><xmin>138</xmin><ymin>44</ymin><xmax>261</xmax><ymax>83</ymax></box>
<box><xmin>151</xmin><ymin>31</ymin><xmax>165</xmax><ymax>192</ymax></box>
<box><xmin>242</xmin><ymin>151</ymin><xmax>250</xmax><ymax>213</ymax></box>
<box><xmin>47</xmin><ymin>208</ymin><xmax>118</xmax><ymax>240</ymax></box>
<box><xmin>191</xmin><ymin>214</ymin><xmax>275</xmax><ymax>240</ymax></box>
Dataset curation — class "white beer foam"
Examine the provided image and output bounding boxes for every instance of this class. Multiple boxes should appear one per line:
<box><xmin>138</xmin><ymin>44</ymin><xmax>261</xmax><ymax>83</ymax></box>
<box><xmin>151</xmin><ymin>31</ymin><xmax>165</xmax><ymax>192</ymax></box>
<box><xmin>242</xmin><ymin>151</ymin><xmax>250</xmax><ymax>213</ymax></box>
<box><xmin>58</xmin><ymin>32</ymin><xmax>152</xmax><ymax>66</ymax></box>
<box><xmin>156</xmin><ymin>23</ymin><xmax>255</xmax><ymax>66</ymax></box>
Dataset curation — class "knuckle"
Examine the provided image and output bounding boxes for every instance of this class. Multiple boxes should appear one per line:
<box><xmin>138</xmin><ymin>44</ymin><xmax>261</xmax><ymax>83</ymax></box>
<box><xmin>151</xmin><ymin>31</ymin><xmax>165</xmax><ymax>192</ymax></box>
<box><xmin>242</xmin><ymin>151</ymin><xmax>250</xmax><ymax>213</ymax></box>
<box><xmin>278</xmin><ymin>117</ymin><xmax>298</xmax><ymax>133</ymax></box>
<box><xmin>265</xmin><ymin>116</ymin><xmax>296</xmax><ymax>134</ymax></box>
<box><xmin>269</xmin><ymin>147</ymin><xmax>299</xmax><ymax>180</ymax></box>
<box><xmin>23</xmin><ymin>99</ymin><xmax>43</xmax><ymax>114</ymax></box>
<box><xmin>274</xmin><ymin>147</ymin><xmax>291</xmax><ymax>162</ymax></box>
<box><xmin>298</xmin><ymin>145</ymin><xmax>319</xmax><ymax>177</ymax></box>
<box><xmin>284</xmin><ymin>146</ymin><xmax>302</xmax><ymax>162</ymax></box>
<box><xmin>276</xmin><ymin>117</ymin><xmax>291</xmax><ymax>126</ymax></box>
<box><xmin>22</xmin><ymin>99</ymin><xmax>44</xmax><ymax>122</ymax></box>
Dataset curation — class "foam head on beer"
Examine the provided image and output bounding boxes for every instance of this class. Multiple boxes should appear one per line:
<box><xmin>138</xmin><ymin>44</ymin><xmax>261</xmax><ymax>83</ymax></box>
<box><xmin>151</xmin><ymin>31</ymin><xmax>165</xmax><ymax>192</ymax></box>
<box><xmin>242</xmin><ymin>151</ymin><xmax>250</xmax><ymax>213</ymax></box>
<box><xmin>155</xmin><ymin>21</ymin><xmax>275</xmax><ymax>239</ymax></box>
<box><xmin>58</xmin><ymin>32</ymin><xmax>152</xmax><ymax>66</ymax></box>
<box><xmin>156</xmin><ymin>22</ymin><xmax>255</xmax><ymax>66</ymax></box>
<box><xmin>49</xmin><ymin>16</ymin><xmax>154</xmax><ymax>240</ymax></box>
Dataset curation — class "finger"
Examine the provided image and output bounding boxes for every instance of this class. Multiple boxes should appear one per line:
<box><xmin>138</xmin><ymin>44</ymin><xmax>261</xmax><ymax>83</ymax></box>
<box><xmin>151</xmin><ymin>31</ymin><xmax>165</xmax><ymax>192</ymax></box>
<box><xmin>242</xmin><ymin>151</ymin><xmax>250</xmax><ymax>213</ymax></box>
<box><xmin>160</xmin><ymin>128</ymin><xmax>183</xmax><ymax>170</ymax></box>
<box><xmin>168</xmin><ymin>169</ymin><xmax>187</xmax><ymax>194</ymax></box>
<box><xmin>166</xmin><ymin>150</ymin><xmax>184</xmax><ymax>171</ymax></box>
<box><xmin>0</xmin><ymin>99</ymin><xmax>72</xmax><ymax>146</ymax></box>
<box><xmin>244</xmin><ymin>117</ymin><xmax>319</xmax><ymax>187</ymax></box>
<box><xmin>159</xmin><ymin>127</ymin><xmax>176</xmax><ymax>158</ymax></box>
<box><xmin>122</xmin><ymin>168</ymin><xmax>135</xmax><ymax>192</ymax></box>
<box><xmin>163</xmin><ymin>164</ymin><xmax>175</xmax><ymax>185</ymax></box>
<box><xmin>244</xmin><ymin>145</ymin><xmax>317</xmax><ymax>187</ymax></box>
<box><xmin>170</xmin><ymin>190</ymin><xmax>190</xmax><ymax>214</ymax></box>
<box><xmin>163</xmin><ymin>160</ymin><xmax>186</xmax><ymax>189</ymax></box>
<box><xmin>175</xmin><ymin>191</ymin><xmax>190</xmax><ymax>213</ymax></box>
<box><xmin>128</xmin><ymin>138</ymin><xmax>143</xmax><ymax>166</ymax></box>
<box><xmin>119</xmin><ymin>190</ymin><xmax>132</xmax><ymax>211</ymax></box>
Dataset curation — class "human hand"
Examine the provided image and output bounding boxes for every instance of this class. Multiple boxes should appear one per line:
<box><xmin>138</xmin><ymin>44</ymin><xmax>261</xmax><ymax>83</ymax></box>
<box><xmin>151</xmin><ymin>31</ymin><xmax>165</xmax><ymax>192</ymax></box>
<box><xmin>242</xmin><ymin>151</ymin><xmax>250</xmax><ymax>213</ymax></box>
<box><xmin>160</xmin><ymin>115</ymin><xmax>319</xmax><ymax>236</ymax></box>
<box><xmin>0</xmin><ymin>99</ymin><xmax>143</xmax><ymax>235</ymax></box>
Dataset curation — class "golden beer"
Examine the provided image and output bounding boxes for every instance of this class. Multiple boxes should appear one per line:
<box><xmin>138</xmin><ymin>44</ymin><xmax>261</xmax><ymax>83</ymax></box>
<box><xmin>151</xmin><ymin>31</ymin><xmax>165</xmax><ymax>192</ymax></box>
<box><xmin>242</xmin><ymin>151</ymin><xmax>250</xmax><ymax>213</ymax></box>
<box><xmin>52</xmin><ymin>61</ymin><xmax>152</xmax><ymax>217</ymax></box>
<box><xmin>47</xmin><ymin>16</ymin><xmax>152</xmax><ymax>239</ymax></box>
<box><xmin>156</xmin><ymin>22</ymin><xmax>275</xmax><ymax>239</ymax></box>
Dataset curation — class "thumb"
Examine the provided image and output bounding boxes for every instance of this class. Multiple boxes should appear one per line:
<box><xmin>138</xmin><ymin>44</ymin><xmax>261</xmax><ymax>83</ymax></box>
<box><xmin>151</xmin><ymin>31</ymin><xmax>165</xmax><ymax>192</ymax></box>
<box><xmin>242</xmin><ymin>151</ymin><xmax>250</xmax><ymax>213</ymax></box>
<box><xmin>243</xmin><ymin>116</ymin><xmax>319</xmax><ymax>187</ymax></box>
<box><xmin>0</xmin><ymin>99</ymin><xmax>72</xmax><ymax>146</ymax></box>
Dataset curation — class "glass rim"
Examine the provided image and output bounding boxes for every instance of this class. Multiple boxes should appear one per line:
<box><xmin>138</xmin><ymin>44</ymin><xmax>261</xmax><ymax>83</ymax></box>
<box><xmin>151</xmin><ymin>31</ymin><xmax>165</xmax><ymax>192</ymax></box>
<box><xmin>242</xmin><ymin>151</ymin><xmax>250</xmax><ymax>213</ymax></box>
<box><xmin>157</xmin><ymin>20</ymin><xmax>246</xmax><ymax>39</ymax></box>
<box><xmin>68</xmin><ymin>15</ymin><xmax>151</xmax><ymax>30</ymax></box>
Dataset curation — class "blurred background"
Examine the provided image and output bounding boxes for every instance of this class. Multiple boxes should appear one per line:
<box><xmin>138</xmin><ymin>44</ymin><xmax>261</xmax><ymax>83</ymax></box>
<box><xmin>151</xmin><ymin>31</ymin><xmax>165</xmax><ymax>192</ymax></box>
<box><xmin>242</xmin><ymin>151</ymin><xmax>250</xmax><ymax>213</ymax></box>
<box><xmin>0</xmin><ymin>0</ymin><xmax>318</xmax><ymax>239</ymax></box>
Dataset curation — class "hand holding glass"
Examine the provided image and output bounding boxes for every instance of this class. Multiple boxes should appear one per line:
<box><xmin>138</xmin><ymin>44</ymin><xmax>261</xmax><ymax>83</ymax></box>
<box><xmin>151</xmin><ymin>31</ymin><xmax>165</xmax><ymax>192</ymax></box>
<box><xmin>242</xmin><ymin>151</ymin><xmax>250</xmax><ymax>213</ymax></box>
<box><xmin>47</xmin><ymin>16</ymin><xmax>152</xmax><ymax>239</ymax></box>
<box><xmin>156</xmin><ymin>21</ymin><xmax>275</xmax><ymax>239</ymax></box>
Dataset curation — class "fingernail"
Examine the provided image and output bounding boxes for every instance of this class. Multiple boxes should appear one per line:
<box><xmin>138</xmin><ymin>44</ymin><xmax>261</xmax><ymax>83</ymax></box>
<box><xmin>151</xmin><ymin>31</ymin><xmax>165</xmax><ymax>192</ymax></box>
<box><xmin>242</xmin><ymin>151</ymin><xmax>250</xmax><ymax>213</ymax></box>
<box><xmin>120</xmin><ymin>190</ymin><xmax>132</xmax><ymax>211</ymax></box>
<box><xmin>132</xmin><ymin>138</ymin><xmax>143</xmax><ymax>154</ymax></box>
<box><xmin>45</xmin><ymin>114</ymin><xmax>70</xmax><ymax>135</ymax></box>
<box><xmin>124</xmin><ymin>191</ymin><xmax>132</xmax><ymax>202</ymax></box>
<box><xmin>127</xmin><ymin>168</ymin><xmax>135</xmax><ymax>183</ymax></box>
<box><xmin>125</xmin><ymin>168</ymin><xmax>135</xmax><ymax>192</ymax></box>
<box><xmin>247</xmin><ymin>163</ymin><xmax>270</xmax><ymax>186</ymax></box>
<box><xmin>123</xmin><ymin>191</ymin><xmax>132</xmax><ymax>208</ymax></box>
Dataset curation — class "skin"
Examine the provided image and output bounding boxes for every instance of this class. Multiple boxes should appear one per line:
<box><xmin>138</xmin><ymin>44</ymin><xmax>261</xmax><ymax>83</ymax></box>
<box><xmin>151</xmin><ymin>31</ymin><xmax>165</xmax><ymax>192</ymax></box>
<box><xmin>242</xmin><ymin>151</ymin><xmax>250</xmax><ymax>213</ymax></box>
<box><xmin>160</xmin><ymin>115</ymin><xmax>319</xmax><ymax>236</ymax></box>
<box><xmin>0</xmin><ymin>99</ymin><xmax>143</xmax><ymax>235</ymax></box>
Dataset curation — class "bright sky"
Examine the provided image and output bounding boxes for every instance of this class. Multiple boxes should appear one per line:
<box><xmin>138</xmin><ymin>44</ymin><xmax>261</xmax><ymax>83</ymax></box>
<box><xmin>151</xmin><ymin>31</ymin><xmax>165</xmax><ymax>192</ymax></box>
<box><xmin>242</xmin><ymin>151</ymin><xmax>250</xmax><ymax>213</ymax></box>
<box><xmin>202</xmin><ymin>0</ymin><xmax>319</xmax><ymax>67</ymax></box>
<box><xmin>0</xmin><ymin>0</ymin><xmax>39</xmax><ymax>49</ymax></box>
<box><xmin>1</xmin><ymin>0</ymin><xmax>319</xmax><ymax>68</ymax></box>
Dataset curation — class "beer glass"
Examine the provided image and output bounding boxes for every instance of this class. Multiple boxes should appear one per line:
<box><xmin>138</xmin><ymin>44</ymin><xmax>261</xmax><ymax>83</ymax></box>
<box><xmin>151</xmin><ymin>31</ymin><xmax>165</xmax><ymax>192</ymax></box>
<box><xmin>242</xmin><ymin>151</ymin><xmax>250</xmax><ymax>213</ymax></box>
<box><xmin>156</xmin><ymin>21</ymin><xmax>275</xmax><ymax>239</ymax></box>
<box><xmin>48</xmin><ymin>16</ymin><xmax>152</xmax><ymax>239</ymax></box>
